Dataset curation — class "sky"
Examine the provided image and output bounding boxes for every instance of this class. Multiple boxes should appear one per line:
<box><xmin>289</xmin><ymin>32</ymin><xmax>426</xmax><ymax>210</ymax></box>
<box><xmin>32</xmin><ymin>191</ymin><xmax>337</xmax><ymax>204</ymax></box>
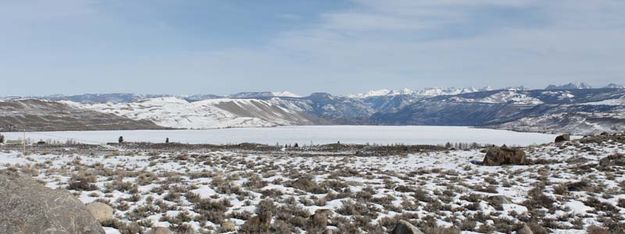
<box><xmin>0</xmin><ymin>0</ymin><xmax>624</xmax><ymax>96</ymax></box>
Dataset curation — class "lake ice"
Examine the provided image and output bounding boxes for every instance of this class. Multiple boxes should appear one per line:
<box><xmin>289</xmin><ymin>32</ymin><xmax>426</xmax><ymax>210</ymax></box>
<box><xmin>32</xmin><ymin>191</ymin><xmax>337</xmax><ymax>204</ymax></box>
<box><xmin>2</xmin><ymin>125</ymin><xmax>558</xmax><ymax>146</ymax></box>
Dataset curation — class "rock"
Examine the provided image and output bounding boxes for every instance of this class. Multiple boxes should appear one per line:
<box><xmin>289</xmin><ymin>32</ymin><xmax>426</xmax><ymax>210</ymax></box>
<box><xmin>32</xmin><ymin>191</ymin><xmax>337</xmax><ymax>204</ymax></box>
<box><xmin>147</xmin><ymin>226</ymin><xmax>173</xmax><ymax>234</ymax></box>
<box><xmin>483</xmin><ymin>147</ymin><xmax>527</xmax><ymax>166</ymax></box>
<box><xmin>0</xmin><ymin>170</ymin><xmax>104</xmax><ymax>234</ymax></box>
<box><xmin>516</xmin><ymin>223</ymin><xmax>533</xmax><ymax>234</ymax></box>
<box><xmin>86</xmin><ymin>202</ymin><xmax>114</xmax><ymax>223</ymax></box>
<box><xmin>554</xmin><ymin>134</ymin><xmax>570</xmax><ymax>143</ymax></box>
<box><xmin>391</xmin><ymin>220</ymin><xmax>424</xmax><ymax>234</ymax></box>
<box><xmin>599</xmin><ymin>153</ymin><xmax>625</xmax><ymax>168</ymax></box>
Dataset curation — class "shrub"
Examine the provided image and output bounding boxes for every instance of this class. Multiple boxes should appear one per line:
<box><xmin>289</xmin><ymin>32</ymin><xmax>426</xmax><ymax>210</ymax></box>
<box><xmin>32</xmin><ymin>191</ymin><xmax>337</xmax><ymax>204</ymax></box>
<box><xmin>242</xmin><ymin>200</ymin><xmax>276</xmax><ymax>234</ymax></box>
<box><xmin>67</xmin><ymin>179</ymin><xmax>98</xmax><ymax>191</ymax></box>
<box><xmin>587</xmin><ymin>225</ymin><xmax>610</xmax><ymax>234</ymax></box>
<box><xmin>193</xmin><ymin>198</ymin><xmax>231</xmax><ymax>224</ymax></box>
<box><xmin>288</xmin><ymin>176</ymin><xmax>327</xmax><ymax>194</ymax></box>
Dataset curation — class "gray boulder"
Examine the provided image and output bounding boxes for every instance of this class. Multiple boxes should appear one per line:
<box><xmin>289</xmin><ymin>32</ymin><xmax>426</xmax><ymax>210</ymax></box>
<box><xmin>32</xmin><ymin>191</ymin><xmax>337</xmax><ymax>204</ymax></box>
<box><xmin>0</xmin><ymin>170</ymin><xmax>104</xmax><ymax>234</ymax></box>
<box><xmin>86</xmin><ymin>202</ymin><xmax>114</xmax><ymax>223</ymax></box>
<box><xmin>483</xmin><ymin>147</ymin><xmax>527</xmax><ymax>166</ymax></box>
<box><xmin>554</xmin><ymin>134</ymin><xmax>570</xmax><ymax>143</ymax></box>
<box><xmin>391</xmin><ymin>220</ymin><xmax>424</xmax><ymax>234</ymax></box>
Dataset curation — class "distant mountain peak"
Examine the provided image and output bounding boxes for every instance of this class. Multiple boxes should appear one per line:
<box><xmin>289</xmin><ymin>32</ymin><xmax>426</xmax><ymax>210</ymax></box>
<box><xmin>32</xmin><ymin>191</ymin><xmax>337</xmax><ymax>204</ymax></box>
<box><xmin>546</xmin><ymin>82</ymin><xmax>592</xmax><ymax>90</ymax></box>
<box><xmin>605</xmin><ymin>83</ymin><xmax>625</xmax><ymax>89</ymax></box>
<box><xmin>271</xmin><ymin>91</ymin><xmax>301</xmax><ymax>97</ymax></box>
<box><xmin>228</xmin><ymin>91</ymin><xmax>300</xmax><ymax>99</ymax></box>
<box><xmin>349</xmin><ymin>87</ymin><xmax>493</xmax><ymax>98</ymax></box>
<box><xmin>348</xmin><ymin>88</ymin><xmax>416</xmax><ymax>98</ymax></box>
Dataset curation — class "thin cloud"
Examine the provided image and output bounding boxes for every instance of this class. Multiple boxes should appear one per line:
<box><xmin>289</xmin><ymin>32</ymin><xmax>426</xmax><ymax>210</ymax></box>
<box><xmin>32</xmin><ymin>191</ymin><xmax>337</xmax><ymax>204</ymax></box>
<box><xmin>0</xmin><ymin>0</ymin><xmax>623</xmax><ymax>95</ymax></box>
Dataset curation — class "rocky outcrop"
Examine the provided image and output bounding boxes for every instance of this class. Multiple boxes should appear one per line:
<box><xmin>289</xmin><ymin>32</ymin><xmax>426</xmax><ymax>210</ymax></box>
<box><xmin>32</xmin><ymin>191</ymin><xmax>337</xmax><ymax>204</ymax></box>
<box><xmin>391</xmin><ymin>220</ymin><xmax>424</xmax><ymax>234</ymax></box>
<box><xmin>555</xmin><ymin>134</ymin><xmax>570</xmax><ymax>143</ymax></box>
<box><xmin>86</xmin><ymin>202</ymin><xmax>114</xmax><ymax>223</ymax></box>
<box><xmin>483</xmin><ymin>147</ymin><xmax>527</xmax><ymax>166</ymax></box>
<box><xmin>0</xmin><ymin>170</ymin><xmax>104</xmax><ymax>234</ymax></box>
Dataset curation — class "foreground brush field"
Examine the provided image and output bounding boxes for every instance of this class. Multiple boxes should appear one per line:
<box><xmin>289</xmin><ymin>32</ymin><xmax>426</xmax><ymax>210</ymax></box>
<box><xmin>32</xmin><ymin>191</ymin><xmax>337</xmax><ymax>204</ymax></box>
<box><xmin>1</xmin><ymin>134</ymin><xmax>625</xmax><ymax>234</ymax></box>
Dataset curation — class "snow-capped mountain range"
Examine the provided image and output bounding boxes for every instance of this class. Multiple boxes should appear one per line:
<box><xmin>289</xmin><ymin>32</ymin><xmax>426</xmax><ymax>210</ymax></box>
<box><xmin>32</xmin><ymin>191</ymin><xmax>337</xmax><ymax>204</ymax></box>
<box><xmin>2</xmin><ymin>83</ymin><xmax>624</xmax><ymax>134</ymax></box>
<box><xmin>347</xmin><ymin>87</ymin><xmax>493</xmax><ymax>98</ymax></box>
<box><xmin>545</xmin><ymin>82</ymin><xmax>594</xmax><ymax>90</ymax></box>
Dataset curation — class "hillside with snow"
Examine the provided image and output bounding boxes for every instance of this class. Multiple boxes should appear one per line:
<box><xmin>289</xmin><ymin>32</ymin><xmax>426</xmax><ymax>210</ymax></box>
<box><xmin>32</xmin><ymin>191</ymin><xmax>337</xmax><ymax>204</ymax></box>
<box><xmin>0</xmin><ymin>99</ymin><xmax>163</xmax><ymax>132</ymax></box>
<box><xmin>62</xmin><ymin>97</ymin><xmax>316</xmax><ymax>129</ymax></box>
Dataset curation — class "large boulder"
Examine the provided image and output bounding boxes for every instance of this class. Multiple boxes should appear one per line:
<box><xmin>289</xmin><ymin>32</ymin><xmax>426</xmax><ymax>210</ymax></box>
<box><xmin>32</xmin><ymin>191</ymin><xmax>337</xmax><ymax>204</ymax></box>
<box><xmin>391</xmin><ymin>220</ymin><xmax>424</xmax><ymax>234</ymax></box>
<box><xmin>483</xmin><ymin>147</ymin><xmax>527</xmax><ymax>166</ymax></box>
<box><xmin>0</xmin><ymin>170</ymin><xmax>104</xmax><ymax>234</ymax></box>
<box><xmin>554</xmin><ymin>134</ymin><xmax>570</xmax><ymax>143</ymax></box>
<box><xmin>86</xmin><ymin>202</ymin><xmax>114</xmax><ymax>223</ymax></box>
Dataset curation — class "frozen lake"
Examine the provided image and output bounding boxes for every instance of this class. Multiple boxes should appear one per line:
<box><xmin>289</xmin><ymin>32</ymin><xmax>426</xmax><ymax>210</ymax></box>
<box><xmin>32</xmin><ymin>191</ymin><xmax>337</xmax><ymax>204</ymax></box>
<box><xmin>2</xmin><ymin>126</ymin><xmax>558</xmax><ymax>146</ymax></box>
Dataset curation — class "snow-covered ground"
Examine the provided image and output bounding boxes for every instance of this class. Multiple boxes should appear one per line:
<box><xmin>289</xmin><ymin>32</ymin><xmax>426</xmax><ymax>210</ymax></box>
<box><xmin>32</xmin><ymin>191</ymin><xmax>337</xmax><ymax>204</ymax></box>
<box><xmin>1</xmin><ymin>134</ymin><xmax>624</xmax><ymax>233</ymax></box>
<box><xmin>2</xmin><ymin>125</ymin><xmax>557</xmax><ymax>146</ymax></box>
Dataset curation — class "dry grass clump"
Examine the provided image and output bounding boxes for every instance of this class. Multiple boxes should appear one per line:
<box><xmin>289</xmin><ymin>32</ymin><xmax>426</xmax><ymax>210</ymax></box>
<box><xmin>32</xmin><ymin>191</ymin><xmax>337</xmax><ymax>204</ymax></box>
<box><xmin>523</xmin><ymin>183</ymin><xmax>555</xmax><ymax>210</ymax></box>
<box><xmin>259</xmin><ymin>188</ymin><xmax>283</xmax><ymax>198</ymax></box>
<box><xmin>211</xmin><ymin>174</ymin><xmax>247</xmax><ymax>195</ymax></box>
<box><xmin>127</xmin><ymin>204</ymin><xmax>160</xmax><ymax>221</ymax></box>
<box><xmin>136</xmin><ymin>171</ymin><xmax>158</xmax><ymax>185</ymax></box>
<box><xmin>586</xmin><ymin>225</ymin><xmax>610</xmax><ymax>234</ymax></box>
<box><xmin>106</xmin><ymin>179</ymin><xmax>139</xmax><ymax>193</ymax></box>
<box><xmin>321</xmin><ymin>179</ymin><xmax>350</xmax><ymax>192</ymax></box>
<box><xmin>336</xmin><ymin>199</ymin><xmax>380</xmax><ymax>219</ymax></box>
<box><xmin>287</xmin><ymin>175</ymin><xmax>327</xmax><ymax>194</ymax></box>
<box><xmin>241</xmin><ymin>199</ymin><xmax>275</xmax><ymax>233</ymax></box>
<box><xmin>583</xmin><ymin>197</ymin><xmax>619</xmax><ymax>214</ymax></box>
<box><xmin>273</xmin><ymin>203</ymin><xmax>309</xmax><ymax>230</ymax></box>
<box><xmin>101</xmin><ymin>219</ymin><xmax>143</xmax><ymax>234</ymax></box>
<box><xmin>243</xmin><ymin>174</ymin><xmax>267</xmax><ymax>189</ymax></box>
<box><xmin>192</xmin><ymin>198</ymin><xmax>231</xmax><ymax>224</ymax></box>
<box><xmin>67</xmin><ymin>173</ymin><xmax>98</xmax><ymax>191</ymax></box>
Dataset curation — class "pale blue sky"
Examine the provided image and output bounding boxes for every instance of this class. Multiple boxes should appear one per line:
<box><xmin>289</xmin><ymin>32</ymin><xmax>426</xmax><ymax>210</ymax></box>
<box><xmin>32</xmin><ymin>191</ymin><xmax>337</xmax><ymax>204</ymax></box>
<box><xmin>1</xmin><ymin>0</ymin><xmax>624</xmax><ymax>96</ymax></box>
